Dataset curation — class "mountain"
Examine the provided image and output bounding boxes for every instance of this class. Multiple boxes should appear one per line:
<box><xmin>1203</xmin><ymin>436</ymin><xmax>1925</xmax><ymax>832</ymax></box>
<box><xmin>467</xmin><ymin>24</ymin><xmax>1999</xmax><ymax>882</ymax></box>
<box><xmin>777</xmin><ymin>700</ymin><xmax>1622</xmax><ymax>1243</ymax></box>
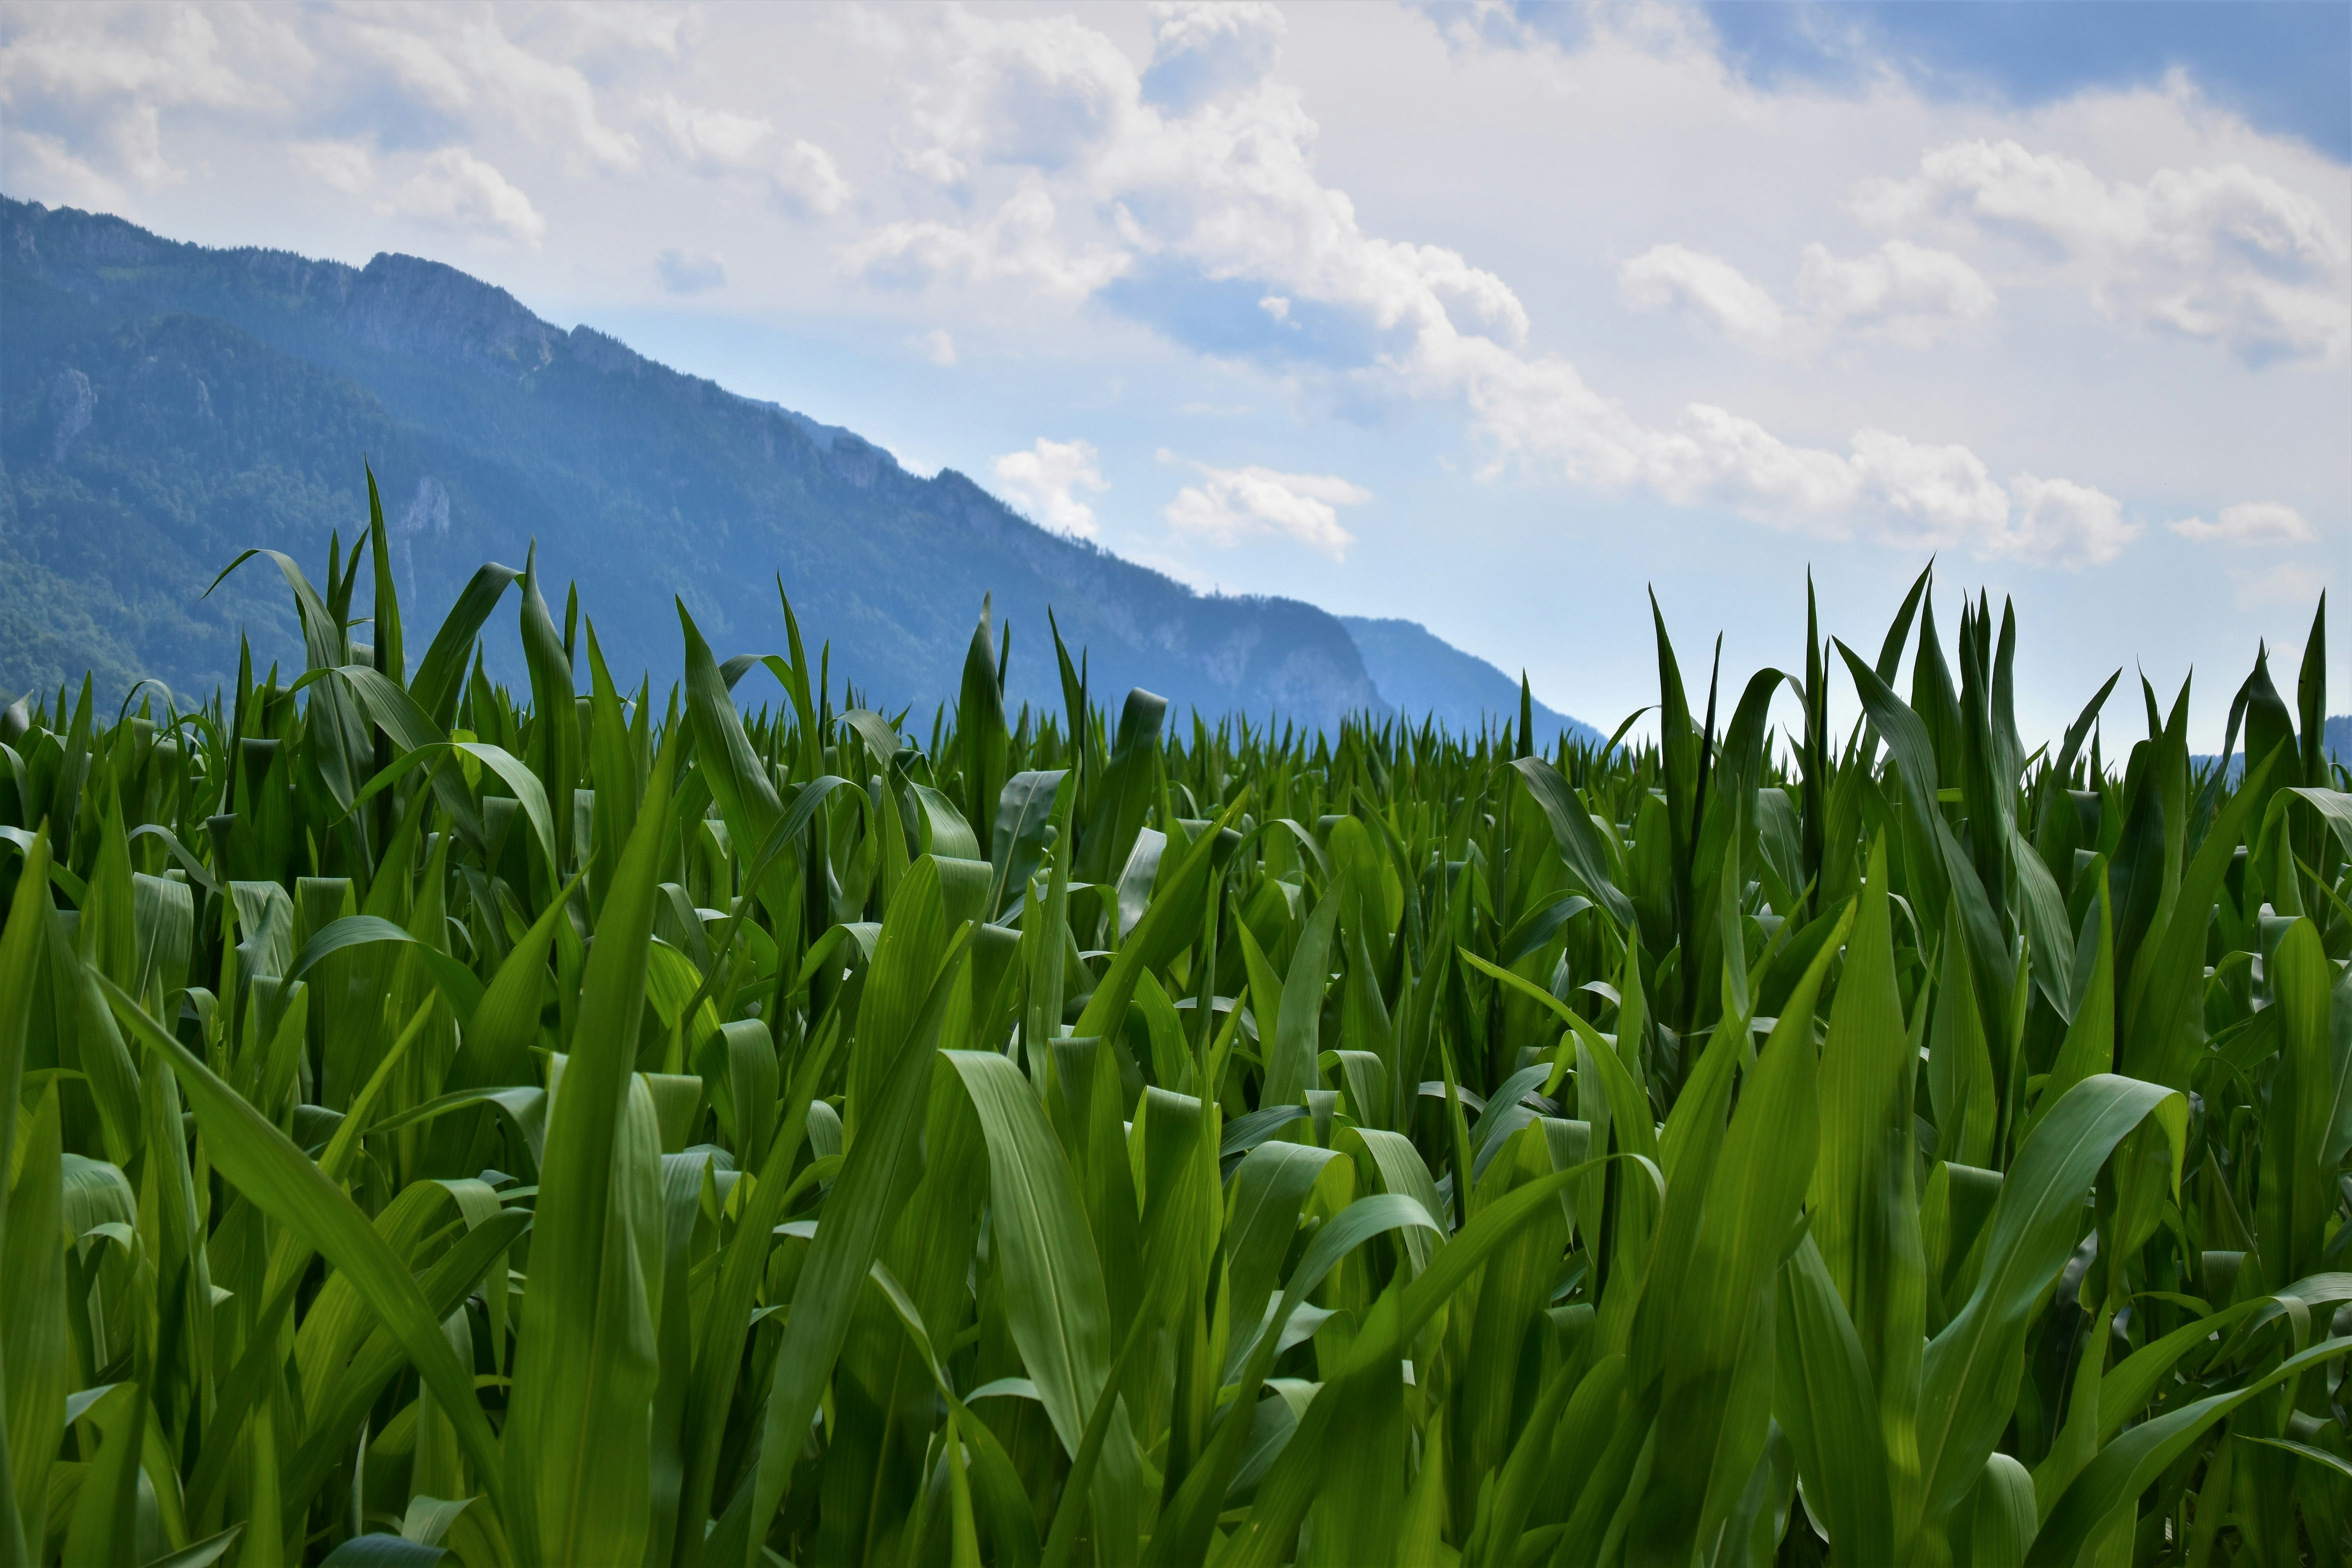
<box><xmin>3</xmin><ymin>196</ymin><xmax>1592</xmax><ymax>737</ymax></box>
<box><xmin>2192</xmin><ymin>717</ymin><xmax>2350</xmax><ymax>782</ymax></box>
<box><xmin>1341</xmin><ymin>615</ymin><xmax>1603</xmax><ymax>746</ymax></box>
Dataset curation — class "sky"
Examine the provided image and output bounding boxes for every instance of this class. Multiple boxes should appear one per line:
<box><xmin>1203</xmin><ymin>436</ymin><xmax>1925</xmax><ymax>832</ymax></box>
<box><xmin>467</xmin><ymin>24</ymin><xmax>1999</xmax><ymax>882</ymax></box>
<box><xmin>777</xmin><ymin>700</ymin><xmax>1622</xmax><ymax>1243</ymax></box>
<box><xmin>2</xmin><ymin>0</ymin><xmax>2346</xmax><ymax>749</ymax></box>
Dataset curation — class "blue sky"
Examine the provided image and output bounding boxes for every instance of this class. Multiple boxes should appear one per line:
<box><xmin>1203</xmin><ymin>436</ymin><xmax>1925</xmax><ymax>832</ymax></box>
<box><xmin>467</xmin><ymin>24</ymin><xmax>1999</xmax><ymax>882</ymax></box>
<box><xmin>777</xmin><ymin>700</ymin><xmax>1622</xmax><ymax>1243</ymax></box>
<box><xmin>2</xmin><ymin>0</ymin><xmax>2345</xmax><ymax>746</ymax></box>
<box><xmin>1703</xmin><ymin>2</ymin><xmax>2350</xmax><ymax>158</ymax></box>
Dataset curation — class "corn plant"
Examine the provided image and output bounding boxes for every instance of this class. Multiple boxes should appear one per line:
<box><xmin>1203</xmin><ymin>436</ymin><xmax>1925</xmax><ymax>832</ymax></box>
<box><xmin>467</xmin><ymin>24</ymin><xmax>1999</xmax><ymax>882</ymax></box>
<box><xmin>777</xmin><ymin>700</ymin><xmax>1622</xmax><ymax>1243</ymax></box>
<box><xmin>2</xmin><ymin>476</ymin><xmax>2349</xmax><ymax>1567</ymax></box>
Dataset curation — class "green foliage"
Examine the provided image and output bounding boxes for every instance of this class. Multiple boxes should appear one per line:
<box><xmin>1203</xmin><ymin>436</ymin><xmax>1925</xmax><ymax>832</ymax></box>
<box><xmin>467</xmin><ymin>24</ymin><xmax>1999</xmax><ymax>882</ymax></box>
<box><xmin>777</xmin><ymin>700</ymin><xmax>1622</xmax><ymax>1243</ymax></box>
<box><xmin>1</xmin><ymin>501</ymin><xmax>2349</xmax><ymax>1568</ymax></box>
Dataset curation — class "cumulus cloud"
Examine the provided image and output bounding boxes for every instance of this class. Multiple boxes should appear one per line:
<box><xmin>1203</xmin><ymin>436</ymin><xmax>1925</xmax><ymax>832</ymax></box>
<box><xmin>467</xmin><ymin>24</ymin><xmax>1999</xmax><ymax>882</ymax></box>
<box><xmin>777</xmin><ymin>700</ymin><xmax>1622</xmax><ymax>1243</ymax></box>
<box><xmin>2002</xmin><ymin>474</ymin><xmax>2142</xmax><ymax>568</ymax></box>
<box><xmin>774</xmin><ymin>138</ymin><xmax>851</xmax><ymax>217</ymax></box>
<box><xmin>1393</xmin><ymin>322</ymin><xmax>2135</xmax><ymax>566</ymax></box>
<box><xmin>392</xmin><ymin>148</ymin><xmax>546</xmax><ymax>247</ymax></box>
<box><xmin>1140</xmin><ymin>0</ymin><xmax>1287</xmax><ymax>112</ymax></box>
<box><xmin>646</xmin><ymin>93</ymin><xmax>773</xmax><ymax>169</ymax></box>
<box><xmin>844</xmin><ymin>8</ymin><xmax>2135</xmax><ymax>570</ymax></box>
<box><xmin>922</xmin><ymin>328</ymin><xmax>958</xmax><ymax>367</ymax></box>
<box><xmin>994</xmin><ymin>438</ymin><xmax>1109</xmax><ymax>539</ymax></box>
<box><xmin>2171</xmin><ymin>501</ymin><xmax>2316</xmax><ymax>545</ymax></box>
<box><xmin>1621</xmin><ymin>238</ymin><xmax>1992</xmax><ymax>352</ymax></box>
<box><xmin>657</xmin><ymin>248</ymin><xmax>727</xmax><ymax>294</ymax></box>
<box><xmin>0</xmin><ymin>0</ymin><xmax>718</xmax><ymax>266</ymax></box>
<box><xmin>860</xmin><ymin>6</ymin><xmax>1529</xmax><ymax>345</ymax></box>
<box><xmin>900</xmin><ymin>10</ymin><xmax>1143</xmax><ymax>185</ymax></box>
<box><xmin>0</xmin><ymin>4</ymin><xmax>284</xmax><ymax>113</ymax></box>
<box><xmin>1162</xmin><ymin>456</ymin><xmax>1370</xmax><ymax>560</ymax></box>
<box><xmin>1619</xmin><ymin>244</ymin><xmax>1787</xmax><ymax>351</ymax></box>
<box><xmin>1855</xmin><ymin>138</ymin><xmax>2351</xmax><ymax>363</ymax></box>
<box><xmin>348</xmin><ymin>11</ymin><xmax>638</xmax><ymax>172</ymax></box>
<box><xmin>534</xmin><ymin>3</ymin><xmax>693</xmax><ymax>62</ymax></box>
<box><xmin>292</xmin><ymin>138</ymin><xmax>374</xmax><ymax>196</ymax></box>
<box><xmin>1</xmin><ymin>4</ymin><xmax>652</xmax><ymax>202</ymax></box>
<box><xmin>642</xmin><ymin>94</ymin><xmax>846</xmax><ymax>216</ymax></box>
<box><xmin>0</xmin><ymin>4</ymin><xmax>305</xmax><ymax>189</ymax></box>
<box><xmin>1795</xmin><ymin>240</ymin><xmax>1996</xmax><ymax>345</ymax></box>
<box><xmin>2231</xmin><ymin>561</ymin><xmax>2333</xmax><ymax>610</ymax></box>
<box><xmin>0</xmin><ymin>131</ymin><xmax>122</xmax><ymax>206</ymax></box>
<box><xmin>849</xmin><ymin>181</ymin><xmax>1127</xmax><ymax>296</ymax></box>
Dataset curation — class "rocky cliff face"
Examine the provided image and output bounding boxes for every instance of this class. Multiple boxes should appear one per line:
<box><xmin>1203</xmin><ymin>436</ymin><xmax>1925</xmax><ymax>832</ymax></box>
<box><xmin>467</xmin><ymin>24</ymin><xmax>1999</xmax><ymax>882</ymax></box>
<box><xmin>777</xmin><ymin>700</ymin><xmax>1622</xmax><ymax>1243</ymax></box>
<box><xmin>3</xmin><ymin>195</ymin><xmax>1388</xmax><ymax>728</ymax></box>
<box><xmin>339</xmin><ymin>253</ymin><xmax>561</xmax><ymax>372</ymax></box>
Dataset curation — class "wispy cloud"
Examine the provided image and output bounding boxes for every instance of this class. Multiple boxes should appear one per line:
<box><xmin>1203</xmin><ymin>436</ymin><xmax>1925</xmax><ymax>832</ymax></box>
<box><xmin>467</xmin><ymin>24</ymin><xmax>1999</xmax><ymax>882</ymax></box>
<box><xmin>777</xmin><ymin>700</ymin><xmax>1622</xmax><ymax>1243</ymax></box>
<box><xmin>2171</xmin><ymin>501</ymin><xmax>2316</xmax><ymax>545</ymax></box>
<box><xmin>392</xmin><ymin>148</ymin><xmax>545</xmax><ymax>247</ymax></box>
<box><xmin>2232</xmin><ymin>560</ymin><xmax>2333</xmax><ymax>609</ymax></box>
<box><xmin>823</xmin><ymin>5</ymin><xmax>2163</xmax><ymax>570</ymax></box>
<box><xmin>994</xmin><ymin>437</ymin><xmax>1109</xmax><ymax>539</ymax></box>
<box><xmin>1161</xmin><ymin>452</ymin><xmax>1369</xmax><ymax>560</ymax></box>
<box><xmin>657</xmin><ymin>248</ymin><xmax>727</xmax><ymax>294</ymax></box>
<box><xmin>1855</xmin><ymin>138</ymin><xmax>2350</xmax><ymax>364</ymax></box>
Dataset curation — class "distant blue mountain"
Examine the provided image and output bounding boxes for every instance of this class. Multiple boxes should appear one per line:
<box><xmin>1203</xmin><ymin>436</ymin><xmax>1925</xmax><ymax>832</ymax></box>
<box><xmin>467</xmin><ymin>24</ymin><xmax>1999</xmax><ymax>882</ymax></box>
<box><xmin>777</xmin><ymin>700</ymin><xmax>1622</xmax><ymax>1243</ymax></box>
<box><xmin>1340</xmin><ymin>615</ymin><xmax>1601</xmax><ymax>747</ymax></box>
<box><xmin>0</xmin><ymin>195</ymin><xmax>1607</xmax><ymax>738</ymax></box>
<box><xmin>2192</xmin><ymin>716</ymin><xmax>2350</xmax><ymax>782</ymax></box>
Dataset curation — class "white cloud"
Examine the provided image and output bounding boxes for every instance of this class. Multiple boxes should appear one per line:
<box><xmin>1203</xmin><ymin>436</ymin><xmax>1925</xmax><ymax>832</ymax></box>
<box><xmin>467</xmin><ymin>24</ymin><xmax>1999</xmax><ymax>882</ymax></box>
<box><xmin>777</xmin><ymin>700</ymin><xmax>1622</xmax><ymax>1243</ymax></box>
<box><xmin>1620</xmin><ymin>243</ymin><xmax>1787</xmax><ymax>351</ymax></box>
<box><xmin>292</xmin><ymin>138</ymin><xmax>374</xmax><ymax>196</ymax></box>
<box><xmin>1140</xmin><ymin>0</ymin><xmax>1288</xmax><ymax>112</ymax></box>
<box><xmin>901</xmin><ymin>9</ymin><xmax>1143</xmax><ymax>185</ymax></box>
<box><xmin>2002</xmin><ymin>474</ymin><xmax>2142</xmax><ymax>568</ymax></box>
<box><xmin>849</xmin><ymin>181</ymin><xmax>1127</xmax><ymax>296</ymax></box>
<box><xmin>0</xmin><ymin>5</ymin><xmax>278</xmax><ymax>111</ymax></box>
<box><xmin>391</xmin><ymin>148</ymin><xmax>546</xmax><ymax>247</ymax></box>
<box><xmin>862</xmin><ymin>6</ymin><xmax>1530</xmax><ymax>344</ymax></box>
<box><xmin>846</xmin><ymin>7</ymin><xmax>2136</xmax><ymax>570</ymax></box>
<box><xmin>2231</xmin><ymin>561</ymin><xmax>2334</xmax><ymax>610</ymax></box>
<box><xmin>994</xmin><ymin>437</ymin><xmax>1109</xmax><ymax>539</ymax></box>
<box><xmin>0</xmin><ymin>129</ymin><xmax>122</xmax><ymax>207</ymax></box>
<box><xmin>0</xmin><ymin>3</ymin><xmax>303</xmax><ymax>190</ymax></box>
<box><xmin>642</xmin><ymin>94</ymin><xmax>845</xmax><ymax>216</ymax></box>
<box><xmin>922</xmin><ymin>328</ymin><xmax>958</xmax><ymax>367</ymax></box>
<box><xmin>1392</xmin><ymin>322</ymin><xmax>2135</xmax><ymax>566</ymax></box>
<box><xmin>531</xmin><ymin>3</ymin><xmax>693</xmax><ymax>61</ymax></box>
<box><xmin>2171</xmin><ymin>501</ymin><xmax>2316</xmax><ymax>545</ymax></box>
<box><xmin>1621</xmin><ymin>238</ymin><xmax>1991</xmax><ymax>352</ymax></box>
<box><xmin>657</xmin><ymin>248</ymin><xmax>727</xmax><ymax>294</ymax></box>
<box><xmin>646</xmin><ymin>92</ymin><xmax>773</xmax><ymax>169</ymax></box>
<box><xmin>1855</xmin><ymin>138</ymin><xmax>2351</xmax><ymax>364</ymax></box>
<box><xmin>1163</xmin><ymin>457</ymin><xmax>1370</xmax><ymax>560</ymax></box>
<box><xmin>350</xmin><ymin>11</ymin><xmax>638</xmax><ymax>172</ymax></box>
<box><xmin>1795</xmin><ymin>240</ymin><xmax>1996</xmax><ymax>346</ymax></box>
<box><xmin>775</xmin><ymin>138</ymin><xmax>851</xmax><ymax>217</ymax></box>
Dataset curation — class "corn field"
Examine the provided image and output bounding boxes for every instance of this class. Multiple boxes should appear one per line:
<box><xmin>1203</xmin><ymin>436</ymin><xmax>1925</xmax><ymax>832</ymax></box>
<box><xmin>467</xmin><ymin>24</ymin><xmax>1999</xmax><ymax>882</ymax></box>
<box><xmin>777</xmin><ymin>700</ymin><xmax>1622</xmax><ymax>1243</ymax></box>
<box><xmin>2</xmin><ymin>488</ymin><xmax>2350</xmax><ymax>1568</ymax></box>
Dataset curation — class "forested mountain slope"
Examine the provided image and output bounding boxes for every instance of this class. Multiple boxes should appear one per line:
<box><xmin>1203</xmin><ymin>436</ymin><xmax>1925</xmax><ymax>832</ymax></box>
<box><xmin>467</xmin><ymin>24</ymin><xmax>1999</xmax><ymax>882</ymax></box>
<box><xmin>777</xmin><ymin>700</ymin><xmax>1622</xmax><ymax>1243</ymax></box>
<box><xmin>3</xmin><ymin>196</ymin><xmax>1457</xmax><ymax>731</ymax></box>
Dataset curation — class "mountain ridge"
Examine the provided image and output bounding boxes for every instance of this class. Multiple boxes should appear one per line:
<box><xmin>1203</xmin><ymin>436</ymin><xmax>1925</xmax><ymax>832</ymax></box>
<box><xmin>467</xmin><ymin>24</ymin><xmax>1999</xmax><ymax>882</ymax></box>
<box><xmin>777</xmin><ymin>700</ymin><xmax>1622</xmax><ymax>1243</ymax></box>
<box><xmin>1341</xmin><ymin>615</ymin><xmax>1602</xmax><ymax>746</ymax></box>
<box><xmin>1</xmin><ymin>194</ymin><xmax>1595</xmax><ymax>740</ymax></box>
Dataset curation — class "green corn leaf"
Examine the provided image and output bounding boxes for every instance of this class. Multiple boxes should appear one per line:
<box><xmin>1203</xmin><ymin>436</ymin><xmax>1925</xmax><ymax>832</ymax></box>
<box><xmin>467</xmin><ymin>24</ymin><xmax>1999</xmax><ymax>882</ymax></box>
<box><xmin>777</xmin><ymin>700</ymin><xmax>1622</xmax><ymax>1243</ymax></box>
<box><xmin>3</xmin><ymin>1088</ymin><xmax>67</xmax><ymax>1546</ymax></box>
<box><xmin>740</xmin><ymin>915</ymin><xmax>974</xmax><ymax>1564</ymax></box>
<box><xmin>1918</xmin><ymin>1074</ymin><xmax>2185</xmax><ymax>1532</ymax></box>
<box><xmin>2026</xmin><ymin>1337</ymin><xmax>2352</xmax><ymax>1566</ymax></box>
<box><xmin>1774</xmin><ymin>1231</ymin><xmax>1893</xmax><ymax>1565</ymax></box>
<box><xmin>1507</xmin><ymin>756</ymin><xmax>1634</xmax><ymax>931</ymax></box>
<box><xmin>505</xmin><ymin>739</ymin><xmax>677</xmax><ymax>1567</ymax></box>
<box><xmin>96</xmin><ymin>974</ymin><xmax>508</xmax><ymax>1523</ymax></box>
